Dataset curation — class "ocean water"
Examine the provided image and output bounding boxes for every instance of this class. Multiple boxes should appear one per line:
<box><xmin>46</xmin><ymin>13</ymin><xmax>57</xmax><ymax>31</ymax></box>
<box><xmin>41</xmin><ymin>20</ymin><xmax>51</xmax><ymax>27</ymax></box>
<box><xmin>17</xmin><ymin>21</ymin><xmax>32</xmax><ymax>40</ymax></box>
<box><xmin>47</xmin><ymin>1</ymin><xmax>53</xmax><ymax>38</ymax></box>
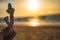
<box><xmin>0</xmin><ymin>20</ymin><xmax>28</xmax><ymax>25</ymax></box>
<box><xmin>0</xmin><ymin>20</ymin><xmax>60</xmax><ymax>26</ymax></box>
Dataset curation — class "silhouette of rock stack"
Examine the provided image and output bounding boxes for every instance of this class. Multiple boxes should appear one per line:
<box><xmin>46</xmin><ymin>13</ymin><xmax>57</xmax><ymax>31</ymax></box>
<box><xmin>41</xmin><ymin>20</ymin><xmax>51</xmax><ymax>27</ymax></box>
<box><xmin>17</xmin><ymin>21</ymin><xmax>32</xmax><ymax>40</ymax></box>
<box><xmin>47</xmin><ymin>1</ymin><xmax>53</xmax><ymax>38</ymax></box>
<box><xmin>0</xmin><ymin>3</ymin><xmax>16</xmax><ymax>40</ymax></box>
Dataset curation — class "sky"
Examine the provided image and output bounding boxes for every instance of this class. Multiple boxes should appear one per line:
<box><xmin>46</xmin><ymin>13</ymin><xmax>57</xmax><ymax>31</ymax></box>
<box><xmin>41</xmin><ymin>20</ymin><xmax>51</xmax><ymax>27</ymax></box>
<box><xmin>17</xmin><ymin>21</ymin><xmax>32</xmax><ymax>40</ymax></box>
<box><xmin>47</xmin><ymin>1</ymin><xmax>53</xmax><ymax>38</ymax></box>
<box><xmin>0</xmin><ymin>0</ymin><xmax>60</xmax><ymax>18</ymax></box>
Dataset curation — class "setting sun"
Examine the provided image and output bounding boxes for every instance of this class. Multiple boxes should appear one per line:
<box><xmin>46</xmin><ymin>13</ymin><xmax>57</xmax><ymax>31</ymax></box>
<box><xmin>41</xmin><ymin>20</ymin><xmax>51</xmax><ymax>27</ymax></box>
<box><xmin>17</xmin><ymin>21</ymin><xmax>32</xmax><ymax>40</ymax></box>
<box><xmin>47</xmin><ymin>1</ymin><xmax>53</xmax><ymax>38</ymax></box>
<box><xmin>26</xmin><ymin>0</ymin><xmax>40</xmax><ymax>12</ymax></box>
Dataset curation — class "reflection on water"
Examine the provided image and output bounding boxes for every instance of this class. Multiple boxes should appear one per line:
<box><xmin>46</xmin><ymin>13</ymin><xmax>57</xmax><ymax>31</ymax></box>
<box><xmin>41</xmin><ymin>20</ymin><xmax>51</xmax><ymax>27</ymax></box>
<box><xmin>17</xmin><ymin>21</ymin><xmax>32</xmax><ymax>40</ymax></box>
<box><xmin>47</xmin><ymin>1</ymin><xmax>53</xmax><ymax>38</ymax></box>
<box><xmin>0</xmin><ymin>20</ymin><xmax>60</xmax><ymax>26</ymax></box>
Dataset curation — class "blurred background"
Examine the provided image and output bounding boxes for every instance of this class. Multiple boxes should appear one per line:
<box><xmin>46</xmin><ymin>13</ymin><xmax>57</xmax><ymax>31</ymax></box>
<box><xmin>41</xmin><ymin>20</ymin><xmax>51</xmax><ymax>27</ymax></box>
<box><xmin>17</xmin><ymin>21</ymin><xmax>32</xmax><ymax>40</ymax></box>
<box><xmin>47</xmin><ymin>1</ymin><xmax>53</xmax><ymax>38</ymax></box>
<box><xmin>0</xmin><ymin>0</ymin><xmax>60</xmax><ymax>40</ymax></box>
<box><xmin>0</xmin><ymin>0</ymin><xmax>60</xmax><ymax>26</ymax></box>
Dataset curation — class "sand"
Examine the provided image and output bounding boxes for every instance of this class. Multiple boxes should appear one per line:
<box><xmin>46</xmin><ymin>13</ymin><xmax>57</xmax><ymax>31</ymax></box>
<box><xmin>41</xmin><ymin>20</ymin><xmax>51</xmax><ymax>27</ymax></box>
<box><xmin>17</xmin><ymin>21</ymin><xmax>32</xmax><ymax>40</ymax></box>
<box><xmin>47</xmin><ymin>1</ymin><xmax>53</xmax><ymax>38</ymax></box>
<box><xmin>0</xmin><ymin>25</ymin><xmax>60</xmax><ymax>40</ymax></box>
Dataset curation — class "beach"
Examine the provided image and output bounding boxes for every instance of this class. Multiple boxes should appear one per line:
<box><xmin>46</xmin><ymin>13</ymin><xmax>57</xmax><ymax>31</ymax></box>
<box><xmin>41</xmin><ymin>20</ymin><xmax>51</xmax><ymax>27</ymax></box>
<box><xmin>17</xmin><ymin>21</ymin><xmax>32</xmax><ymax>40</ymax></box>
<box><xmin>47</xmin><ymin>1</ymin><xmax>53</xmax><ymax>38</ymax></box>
<box><xmin>0</xmin><ymin>25</ymin><xmax>60</xmax><ymax>40</ymax></box>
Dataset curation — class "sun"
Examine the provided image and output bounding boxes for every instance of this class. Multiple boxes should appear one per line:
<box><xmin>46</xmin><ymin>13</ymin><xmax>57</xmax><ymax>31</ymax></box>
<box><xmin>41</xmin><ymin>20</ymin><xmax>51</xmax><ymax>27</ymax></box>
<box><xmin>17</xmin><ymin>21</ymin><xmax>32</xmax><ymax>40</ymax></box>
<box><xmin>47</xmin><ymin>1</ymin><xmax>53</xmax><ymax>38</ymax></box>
<box><xmin>29</xmin><ymin>19</ymin><xmax>39</xmax><ymax>27</ymax></box>
<box><xmin>26</xmin><ymin>0</ymin><xmax>40</xmax><ymax>12</ymax></box>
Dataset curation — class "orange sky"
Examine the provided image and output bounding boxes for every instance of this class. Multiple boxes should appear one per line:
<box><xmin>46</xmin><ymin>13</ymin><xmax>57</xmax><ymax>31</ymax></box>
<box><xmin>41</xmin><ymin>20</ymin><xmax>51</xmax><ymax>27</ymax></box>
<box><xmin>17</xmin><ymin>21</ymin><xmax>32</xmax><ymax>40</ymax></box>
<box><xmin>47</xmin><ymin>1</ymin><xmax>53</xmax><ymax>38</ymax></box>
<box><xmin>0</xmin><ymin>0</ymin><xmax>60</xmax><ymax>18</ymax></box>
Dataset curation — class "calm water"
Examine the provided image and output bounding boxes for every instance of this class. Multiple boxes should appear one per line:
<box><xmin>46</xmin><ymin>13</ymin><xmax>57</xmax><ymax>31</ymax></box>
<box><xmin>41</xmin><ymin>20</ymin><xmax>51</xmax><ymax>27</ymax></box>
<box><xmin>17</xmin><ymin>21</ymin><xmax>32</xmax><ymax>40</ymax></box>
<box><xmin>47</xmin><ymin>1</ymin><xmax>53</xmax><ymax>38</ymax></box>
<box><xmin>0</xmin><ymin>20</ymin><xmax>60</xmax><ymax>26</ymax></box>
<box><xmin>0</xmin><ymin>21</ymin><xmax>28</xmax><ymax>25</ymax></box>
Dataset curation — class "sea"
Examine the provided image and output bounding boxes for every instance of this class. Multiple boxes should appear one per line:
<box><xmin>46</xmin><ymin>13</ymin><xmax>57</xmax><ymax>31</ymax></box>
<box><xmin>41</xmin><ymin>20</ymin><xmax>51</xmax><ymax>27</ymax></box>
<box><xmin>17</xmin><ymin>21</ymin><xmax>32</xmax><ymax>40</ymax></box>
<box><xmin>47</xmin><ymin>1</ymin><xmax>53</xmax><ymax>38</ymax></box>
<box><xmin>0</xmin><ymin>20</ymin><xmax>60</xmax><ymax>26</ymax></box>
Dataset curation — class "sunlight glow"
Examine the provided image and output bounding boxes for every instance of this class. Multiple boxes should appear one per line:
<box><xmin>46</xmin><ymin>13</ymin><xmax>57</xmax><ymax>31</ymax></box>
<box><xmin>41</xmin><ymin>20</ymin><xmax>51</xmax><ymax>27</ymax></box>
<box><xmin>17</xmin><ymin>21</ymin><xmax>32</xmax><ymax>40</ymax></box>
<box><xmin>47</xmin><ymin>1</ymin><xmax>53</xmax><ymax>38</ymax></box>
<box><xmin>29</xmin><ymin>19</ymin><xmax>39</xmax><ymax>27</ymax></box>
<box><xmin>26</xmin><ymin>0</ymin><xmax>40</xmax><ymax>12</ymax></box>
